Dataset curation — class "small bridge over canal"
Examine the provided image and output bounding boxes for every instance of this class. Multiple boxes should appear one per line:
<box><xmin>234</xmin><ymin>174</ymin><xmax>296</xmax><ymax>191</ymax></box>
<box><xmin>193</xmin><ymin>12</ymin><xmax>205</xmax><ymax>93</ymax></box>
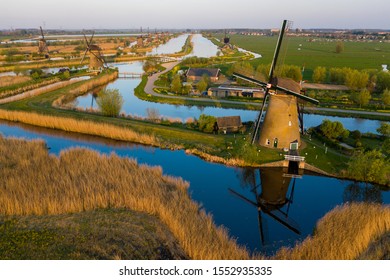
<box><xmin>118</xmin><ymin>72</ymin><xmax>143</xmax><ymax>78</ymax></box>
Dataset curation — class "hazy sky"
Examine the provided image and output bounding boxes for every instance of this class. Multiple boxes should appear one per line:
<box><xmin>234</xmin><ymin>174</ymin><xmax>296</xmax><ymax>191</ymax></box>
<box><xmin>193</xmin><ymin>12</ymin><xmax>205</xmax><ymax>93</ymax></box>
<box><xmin>1</xmin><ymin>0</ymin><xmax>389</xmax><ymax>30</ymax></box>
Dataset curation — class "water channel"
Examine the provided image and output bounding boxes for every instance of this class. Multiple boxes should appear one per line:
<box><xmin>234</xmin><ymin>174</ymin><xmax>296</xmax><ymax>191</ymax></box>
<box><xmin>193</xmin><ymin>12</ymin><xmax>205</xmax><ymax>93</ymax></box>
<box><xmin>1</xmin><ymin>34</ymin><xmax>388</xmax><ymax>255</ymax></box>
<box><xmin>0</xmin><ymin>120</ymin><xmax>389</xmax><ymax>256</ymax></box>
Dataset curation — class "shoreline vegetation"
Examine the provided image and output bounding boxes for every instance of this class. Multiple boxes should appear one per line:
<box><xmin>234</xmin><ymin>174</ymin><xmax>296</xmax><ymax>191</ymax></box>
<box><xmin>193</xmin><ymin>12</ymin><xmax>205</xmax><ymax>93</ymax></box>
<box><xmin>0</xmin><ymin>136</ymin><xmax>388</xmax><ymax>260</ymax></box>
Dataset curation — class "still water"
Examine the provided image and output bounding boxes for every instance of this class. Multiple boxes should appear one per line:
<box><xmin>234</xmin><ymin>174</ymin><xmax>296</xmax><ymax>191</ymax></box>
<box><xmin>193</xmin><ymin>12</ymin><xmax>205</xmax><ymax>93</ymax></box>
<box><xmin>1</xmin><ymin>120</ymin><xmax>389</xmax><ymax>256</ymax></box>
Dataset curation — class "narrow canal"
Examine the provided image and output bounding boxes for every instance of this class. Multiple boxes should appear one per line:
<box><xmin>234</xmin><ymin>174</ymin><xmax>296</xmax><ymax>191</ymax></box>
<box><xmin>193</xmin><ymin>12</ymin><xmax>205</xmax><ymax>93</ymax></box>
<box><xmin>1</xmin><ymin>120</ymin><xmax>388</xmax><ymax>256</ymax></box>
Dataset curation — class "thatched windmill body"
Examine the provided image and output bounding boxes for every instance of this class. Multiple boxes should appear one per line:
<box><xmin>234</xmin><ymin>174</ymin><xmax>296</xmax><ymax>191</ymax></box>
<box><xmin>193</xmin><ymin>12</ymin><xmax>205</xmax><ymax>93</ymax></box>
<box><xmin>80</xmin><ymin>31</ymin><xmax>107</xmax><ymax>70</ymax></box>
<box><xmin>233</xmin><ymin>20</ymin><xmax>319</xmax><ymax>150</ymax></box>
<box><xmin>38</xmin><ymin>26</ymin><xmax>49</xmax><ymax>58</ymax></box>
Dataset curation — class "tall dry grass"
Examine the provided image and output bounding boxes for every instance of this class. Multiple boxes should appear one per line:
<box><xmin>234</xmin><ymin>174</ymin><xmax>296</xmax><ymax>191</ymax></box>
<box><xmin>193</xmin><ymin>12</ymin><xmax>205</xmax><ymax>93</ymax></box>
<box><xmin>0</xmin><ymin>77</ymin><xmax>88</xmax><ymax>104</ymax></box>
<box><xmin>0</xmin><ymin>77</ymin><xmax>60</xmax><ymax>99</ymax></box>
<box><xmin>274</xmin><ymin>203</ymin><xmax>390</xmax><ymax>260</ymax></box>
<box><xmin>0</xmin><ymin>109</ymin><xmax>157</xmax><ymax>145</ymax></box>
<box><xmin>0</xmin><ymin>136</ymin><xmax>251</xmax><ymax>260</ymax></box>
<box><xmin>53</xmin><ymin>71</ymin><xmax>118</xmax><ymax>108</ymax></box>
<box><xmin>0</xmin><ymin>75</ymin><xmax>31</xmax><ymax>87</ymax></box>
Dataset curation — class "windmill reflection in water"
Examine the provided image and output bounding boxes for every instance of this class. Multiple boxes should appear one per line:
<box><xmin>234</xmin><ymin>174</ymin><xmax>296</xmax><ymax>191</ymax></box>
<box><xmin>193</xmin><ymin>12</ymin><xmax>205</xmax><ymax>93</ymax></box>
<box><xmin>229</xmin><ymin>167</ymin><xmax>302</xmax><ymax>246</ymax></box>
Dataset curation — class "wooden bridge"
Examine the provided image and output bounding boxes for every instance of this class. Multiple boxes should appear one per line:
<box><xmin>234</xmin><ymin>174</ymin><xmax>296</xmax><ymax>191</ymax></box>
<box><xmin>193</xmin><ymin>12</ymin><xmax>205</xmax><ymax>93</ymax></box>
<box><xmin>118</xmin><ymin>72</ymin><xmax>143</xmax><ymax>78</ymax></box>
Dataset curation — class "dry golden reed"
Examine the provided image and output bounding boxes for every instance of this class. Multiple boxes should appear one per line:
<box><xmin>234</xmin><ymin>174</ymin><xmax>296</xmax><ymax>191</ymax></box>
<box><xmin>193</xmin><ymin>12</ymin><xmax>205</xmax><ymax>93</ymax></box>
<box><xmin>274</xmin><ymin>203</ymin><xmax>390</xmax><ymax>260</ymax></box>
<box><xmin>0</xmin><ymin>136</ymin><xmax>250</xmax><ymax>260</ymax></box>
<box><xmin>0</xmin><ymin>109</ymin><xmax>157</xmax><ymax>145</ymax></box>
<box><xmin>0</xmin><ymin>75</ymin><xmax>31</xmax><ymax>87</ymax></box>
<box><xmin>0</xmin><ymin>78</ymin><xmax>87</xmax><ymax>104</ymax></box>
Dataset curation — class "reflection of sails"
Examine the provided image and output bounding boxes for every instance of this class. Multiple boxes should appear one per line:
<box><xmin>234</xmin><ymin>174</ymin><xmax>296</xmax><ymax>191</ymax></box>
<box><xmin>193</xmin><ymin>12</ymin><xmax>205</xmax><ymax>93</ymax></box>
<box><xmin>230</xmin><ymin>167</ymin><xmax>301</xmax><ymax>245</ymax></box>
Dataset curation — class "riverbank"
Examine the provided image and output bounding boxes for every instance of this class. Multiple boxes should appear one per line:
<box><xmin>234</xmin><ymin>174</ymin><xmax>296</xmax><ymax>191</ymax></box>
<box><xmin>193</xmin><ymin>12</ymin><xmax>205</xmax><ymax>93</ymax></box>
<box><xmin>0</xmin><ymin>136</ymin><xmax>388</xmax><ymax>260</ymax></box>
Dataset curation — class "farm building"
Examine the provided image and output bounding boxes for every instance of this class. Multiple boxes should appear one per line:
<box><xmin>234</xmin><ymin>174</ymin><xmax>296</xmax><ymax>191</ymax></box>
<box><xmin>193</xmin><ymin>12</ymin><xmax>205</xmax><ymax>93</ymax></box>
<box><xmin>186</xmin><ymin>68</ymin><xmax>220</xmax><ymax>82</ymax></box>
<box><xmin>207</xmin><ymin>85</ymin><xmax>265</xmax><ymax>98</ymax></box>
<box><xmin>216</xmin><ymin>116</ymin><xmax>243</xmax><ymax>133</ymax></box>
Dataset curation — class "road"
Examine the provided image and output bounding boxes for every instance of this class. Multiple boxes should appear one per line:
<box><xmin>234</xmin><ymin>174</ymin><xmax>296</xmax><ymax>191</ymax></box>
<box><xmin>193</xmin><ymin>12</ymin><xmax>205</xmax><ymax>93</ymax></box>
<box><xmin>144</xmin><ymin>62</ymin><xmax>390</xmax><ymax>118</ymax></box>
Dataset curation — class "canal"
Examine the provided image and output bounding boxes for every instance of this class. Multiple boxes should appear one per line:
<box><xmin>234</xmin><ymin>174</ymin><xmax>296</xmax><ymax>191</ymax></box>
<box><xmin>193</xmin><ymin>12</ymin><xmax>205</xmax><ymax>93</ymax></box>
<box><xmin>1</xmin><ymin>120</ymin><xmax>388</xmax><ymax>256</ymax></box>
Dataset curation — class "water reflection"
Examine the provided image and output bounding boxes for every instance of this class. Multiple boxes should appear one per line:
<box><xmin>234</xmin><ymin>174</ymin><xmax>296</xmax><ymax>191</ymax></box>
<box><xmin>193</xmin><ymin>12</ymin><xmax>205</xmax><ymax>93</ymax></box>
<box><xmin>343</xmin><ymin>182</ymin><xmax>382</xmax><ymax>203</ymax></box>
<box><xmin>232</xmin><ymin>167</ymin><xmax>301</xmax><ymax>247</ymax></box>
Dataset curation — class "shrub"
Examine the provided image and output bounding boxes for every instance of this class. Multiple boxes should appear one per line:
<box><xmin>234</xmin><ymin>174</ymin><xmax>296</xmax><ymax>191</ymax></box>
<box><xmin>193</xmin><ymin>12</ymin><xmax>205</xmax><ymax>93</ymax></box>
<box><xmin>96</xmin><ymin>88</ymin><xmax>124</xmax><ymax>117</ymax></box>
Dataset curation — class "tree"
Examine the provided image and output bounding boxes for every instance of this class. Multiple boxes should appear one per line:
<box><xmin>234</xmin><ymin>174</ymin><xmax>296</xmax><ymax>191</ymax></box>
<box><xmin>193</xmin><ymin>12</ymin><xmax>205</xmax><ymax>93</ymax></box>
<box><xmin>382</xmin><ymin>89</ymin><xmax>390</xmax><ymax>107</ymax></box>
<box><xmin>170</xmin><ymin>74</ymin><xmax>182</xmax><ymax>94</ymax></box>
<box><xmin>96</xmin><ymin>88</ymin><xmax>124</xmax><ymax>117</ymax></box>
<box><xmin>320</xmin><ymin>119</ymin><xmax>349</xmax><ymax>140</ymax></box>
<box><xmin>198</xmin><ymin>114</ymin><xmax>217</xmax><ymax>133</ymax></box>
<box><xmin>376</xmin><ymin>72</ymin><xmax>390</xmax><ymax>92</ymax></box>
<box><xmin>347</xmin><ymin>150</ymin><xmax>390</xmax><ymax>185</ymax></box>
<box><xmin>345</xmin><ymin>70</ymin><xmax>369</xmax><ymax>90</ymax></box>
<box><xmin>196</xmin><ymin>74</ymin><xmax>209</xmax><ymax>93</ymax></box>
<box><xmin>335</xmin><ymin>41</ymin><xmax>344</xmax><ymax>53</ymax></box>
<box><xmin>350</xmin><ymin>88</ymin><xmax>371</xmax><ymax>107</ymax></box>
<box><xmin>382</xmin><ymin>139</ymin><xmax>390</xmax><ymax>156</ymax></box>
<box><xmin>312</xmin><ymin>66</ymin><xmax>327</xmax><ymax>83</ymax></box>
<box><xmin>377</xmin><ymin>122</ymin><xmax>390</xmax><ymax>137</ymax></box>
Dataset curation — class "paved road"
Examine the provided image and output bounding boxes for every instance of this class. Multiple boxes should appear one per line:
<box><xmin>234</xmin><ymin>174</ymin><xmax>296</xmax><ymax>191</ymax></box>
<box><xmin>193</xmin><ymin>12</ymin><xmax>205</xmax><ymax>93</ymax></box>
<box><xmin>145</xmin><ymin>62</ymin><xmax>390</xmax><ymax>118</ymax></box>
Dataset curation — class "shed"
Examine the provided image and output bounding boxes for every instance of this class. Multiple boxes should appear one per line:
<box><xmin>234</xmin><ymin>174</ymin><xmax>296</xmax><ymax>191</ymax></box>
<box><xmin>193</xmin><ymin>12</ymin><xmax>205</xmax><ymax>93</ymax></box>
<box><xmin>216</xmin><ymin>116</ymin><xmax>243</xmax><ymax>133</ymax></box>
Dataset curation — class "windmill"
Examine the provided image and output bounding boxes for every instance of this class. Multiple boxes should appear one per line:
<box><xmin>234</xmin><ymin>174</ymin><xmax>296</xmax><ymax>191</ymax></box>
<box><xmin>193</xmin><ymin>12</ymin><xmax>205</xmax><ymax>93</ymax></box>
<box><xmin>223</xmin><ymin>29</ymin><xmax>230</xmax><ymax>44</ymax></box>
<box><xmin>38</xmin><ymin>26</ymin><xmax>49</xmax><ymax>58</ymax></box>
<box><xmin>229</xmin><ymin>168</ymin><xmax>300</xmax><ymax>245</ymax></box>
<box><xmin>233</xmin><ymin>20</ymin><xmax>319</xmax><ymax>149</ymax></box>
<box><xmin>80</xmin><ymin>31</ymin><xmax>107</xmax><ymax>70</ymax></box>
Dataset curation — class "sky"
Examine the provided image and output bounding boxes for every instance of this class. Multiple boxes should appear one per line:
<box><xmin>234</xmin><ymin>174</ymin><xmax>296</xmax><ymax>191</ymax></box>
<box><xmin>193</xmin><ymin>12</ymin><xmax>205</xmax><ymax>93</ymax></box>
<box><xmin>1</xmin><ymin>0</ymin><xmax>389</xmax><ymax>30</ymax></box>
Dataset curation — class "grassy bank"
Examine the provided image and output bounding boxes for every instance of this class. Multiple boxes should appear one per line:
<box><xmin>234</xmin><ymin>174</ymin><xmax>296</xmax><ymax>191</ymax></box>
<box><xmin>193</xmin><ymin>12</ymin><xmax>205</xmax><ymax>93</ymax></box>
<box><xmin>0</xmin><ymin>209</ymin><xmax>187</xmax><ymax>260</ymax></box>
<box><xmin>0</xmin><ymin>136</ymin><xmax>251</xmax><ymax>260</ymax></box>
<box><xmin>274</xmin><ymin>203</ymin><xmax>390</xmax><ymax>260</ymax></box>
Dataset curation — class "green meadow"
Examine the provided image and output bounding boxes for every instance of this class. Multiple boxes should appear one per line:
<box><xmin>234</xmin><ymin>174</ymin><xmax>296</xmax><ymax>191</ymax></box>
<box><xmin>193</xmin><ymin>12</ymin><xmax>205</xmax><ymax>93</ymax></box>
<box><xmin>216</xmin><ymin>34</ymin><xmax>390</xmax><ymax>73</ymax></box>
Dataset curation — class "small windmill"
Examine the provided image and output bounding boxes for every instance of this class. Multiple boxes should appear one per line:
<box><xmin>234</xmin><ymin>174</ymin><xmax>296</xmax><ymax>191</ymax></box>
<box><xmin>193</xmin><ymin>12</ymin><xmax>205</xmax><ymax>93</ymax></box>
<box><xmin>233</xmin><ymin>20</ymin><xmax>319</xmax><ymax>149</ymax></box>
<box><xmin>80</xmin><ymin>31</ymin><xmax>107</xmax><ymax>70</ymax></box>
<box><xmin>229</xmin><ymin>168</ymin><xmax>300</xmax><ymax>245</ymax></box>
<box><xmin>223</xmin><ymin>29</ymin><xmax>230</xmax><ymax>44</ymax></box>
<box><xmin>38</xmin><ymin>26</ymin><xmax>49</xmax><ymax>58</ymax></box>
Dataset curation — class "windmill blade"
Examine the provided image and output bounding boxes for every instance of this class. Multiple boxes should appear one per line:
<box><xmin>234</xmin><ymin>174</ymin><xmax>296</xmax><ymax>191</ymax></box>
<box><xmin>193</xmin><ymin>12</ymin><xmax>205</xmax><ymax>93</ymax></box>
<box><xmin>40</xmin><ymin>26</ymin><xmax>45</xmax><ymax>39</ymax></box>
<box><xmin>274</xmin><ymin>85</ymin><xmax>319</xmax><ymax>104</ymax></box>
<box><xmin>261</xmin><ymin>205</ymin><xmax>301</xmax><ymax>235</ymax></box>
<box><xmin>98</xmin><ymin>49</ymin><xmax>109</xmax><ymax>68</ymax></box>
<box><xmin>257</xmin><ymin>210</ymin><xmax>265</xmax><ymax>245</ymax></box>
<box><xmin>232</xmin><ymin>72</ymin><xmax>267</xmax><ymax>87</ymax></box>
<box><xmin>83</xmin><ymin>33</ymin><xmax>90</xmax><ymax>47</ymax></box>
<box><xmin>228</xmin><ymin>188</ymin><xmax>257</xmax><ymax>207</ymax></box>
<box><xmin>89</xmin><ymin>31</ymin><xmax>95</xmax><ymax>46</ymax></box>
<box><xmin>80</xmin><ymin>49</ymin><xmax>88</xmax><ymax>64</ymax></box>
<box><xmin>267</xmin><ymin>20</ymin><xmax>289</xmax><ymax>83</ymax></box>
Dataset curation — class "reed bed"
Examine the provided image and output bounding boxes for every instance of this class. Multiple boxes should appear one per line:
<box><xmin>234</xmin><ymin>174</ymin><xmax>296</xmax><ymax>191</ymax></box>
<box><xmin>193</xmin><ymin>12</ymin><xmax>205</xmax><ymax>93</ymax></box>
<box><xmin>53</xmin><ymin>71</ymin><xmax>118</xmax><ymax>108</ymax></box>
<box><xmin>0</xmin><ymin>75</ymin><xmax>31</xmax><ymax>87</ymax></box>
<box><xmin>0</xmin><ymin>78</ymin><xmax>88</xmax><ymax>104</ymax></box>
<box><xmin>185</xmin><ymin>148</ymin><xmax>248</xmax><ymax>167</ymax></box>
<box><xmin>274</xmin><ymin>203</ymin><xmax>390</xmax><ymax>260</ymax></box>
<box><xmin>0</xmin><ymin>109</ymin><xmax>157</xmax><ymax>145</ymax></box>
<box><xmin>0</xmin><ymin>136</ymin><xmax>251</xmax><ymax>260</ymax></box>
<box><xmin>0</xmin><ymin>77</ymin><xmax>60</xmax><ymax>99</ymax></box>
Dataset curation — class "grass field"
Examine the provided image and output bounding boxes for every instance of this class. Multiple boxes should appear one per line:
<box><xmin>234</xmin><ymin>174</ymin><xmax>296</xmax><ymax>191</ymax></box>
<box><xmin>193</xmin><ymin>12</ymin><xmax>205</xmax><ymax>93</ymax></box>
<box><xmin>0</xmin><ymin>209</ymin><xmax>187</xmax><ymax>260</ymax></box>
<box><xmin>215</xmin><ymin>34</ymin><xmax>390</xmax><ymax>74</ymax></box>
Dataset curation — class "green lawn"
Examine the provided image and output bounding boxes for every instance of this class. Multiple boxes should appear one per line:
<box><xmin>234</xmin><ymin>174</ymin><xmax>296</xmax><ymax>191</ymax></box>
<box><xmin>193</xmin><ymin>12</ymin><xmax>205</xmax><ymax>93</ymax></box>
<box><xmin>214</xmin><ymin>34</ymin><xmax>390</xmax><ymax>72</ymax></box>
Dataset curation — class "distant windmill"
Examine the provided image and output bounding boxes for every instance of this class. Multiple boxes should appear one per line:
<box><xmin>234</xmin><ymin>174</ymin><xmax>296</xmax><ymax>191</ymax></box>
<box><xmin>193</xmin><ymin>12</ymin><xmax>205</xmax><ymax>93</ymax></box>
<box><xmin>233</xmin><ymin>20</ymin><xmax>319</xmax><ymax>149</ymax></box>
<box><xmin>80</xmin><ymin>31</ymin><xmax>107</xmax><ymax>70</ymax></box>
<box><xmin>223</xmin><ymin>29</ymin><xmax>230</xmax><ymax>44</ymax></box>
<box><xmin>229</xmin><ymin>168</ymin><xmax>300</xmax><ymax>246</ymax></box>
<box><xmin>38</xmin><ymin>26</ymin><xmax>49</xmax><ymax>58</ymax></box>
